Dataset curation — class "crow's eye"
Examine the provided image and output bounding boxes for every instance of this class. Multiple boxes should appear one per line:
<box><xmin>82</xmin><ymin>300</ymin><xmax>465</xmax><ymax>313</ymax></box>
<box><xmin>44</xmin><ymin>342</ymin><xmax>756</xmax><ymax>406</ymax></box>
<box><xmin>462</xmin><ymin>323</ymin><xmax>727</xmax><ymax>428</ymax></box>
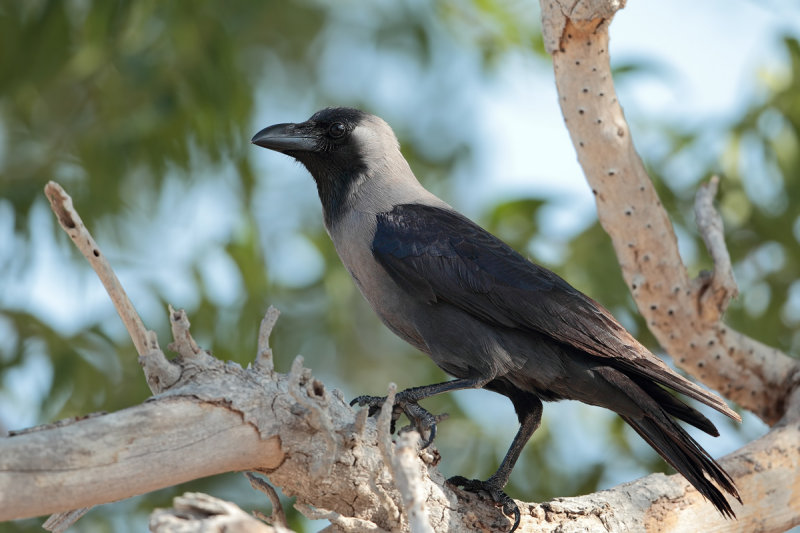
<box><xmin>328</xmin><ymin>122</ymin><xmax>346</xmax><ymax>138</ymax></box>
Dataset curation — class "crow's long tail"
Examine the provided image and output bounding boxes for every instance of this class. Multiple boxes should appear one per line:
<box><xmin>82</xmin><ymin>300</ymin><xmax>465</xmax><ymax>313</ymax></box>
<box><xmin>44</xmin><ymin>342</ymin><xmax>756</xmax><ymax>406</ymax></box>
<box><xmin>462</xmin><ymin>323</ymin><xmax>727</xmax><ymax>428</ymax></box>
<box><xmin>589</xmin><ymin>366</ymin><xmax>741</xmax><ymax>516</ymax></box>
<box><xmin>620</xmin><ymin>413</ymin><xmax>741</xmax><ymax>517</ymax></box>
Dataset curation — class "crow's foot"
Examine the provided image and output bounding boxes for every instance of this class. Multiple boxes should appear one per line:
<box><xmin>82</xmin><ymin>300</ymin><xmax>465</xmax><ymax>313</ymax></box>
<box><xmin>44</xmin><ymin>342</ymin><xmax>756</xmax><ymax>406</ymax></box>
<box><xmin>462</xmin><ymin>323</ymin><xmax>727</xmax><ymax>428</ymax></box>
<box><xmin>448</xmin><ymin>476</ymin><xmax>520</xmax><ymax>533</ymax></box>
<box><xmin>349</xmin><ymin>393</ymin><xmax>443</xmax><ymax>448</ymax></box>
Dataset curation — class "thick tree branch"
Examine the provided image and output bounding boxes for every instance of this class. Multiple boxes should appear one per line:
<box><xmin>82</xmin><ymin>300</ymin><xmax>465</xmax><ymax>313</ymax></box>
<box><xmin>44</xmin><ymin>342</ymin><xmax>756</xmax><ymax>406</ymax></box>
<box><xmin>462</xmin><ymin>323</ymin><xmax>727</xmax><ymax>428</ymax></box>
<box><xmin>0</xmin><ymin>393</ymin><xmax>283</xmax><ymax>518</ymax></box>
<box><xmin>539</xmin><ymin>0</ymin><xmax>799</xmax><ymax>425</ymax></box>
<box><xmin>3</xmin><ymin>343</ymin><xmax>798</xmax><ymax>531</ymax></box>
<box><xmin>530</xmin><ymin>2</ymin><xmax>800</xmax><ymax>530</ymax></box>
<box><xmin>519</xmin><ymin>415</ymin><xmax>800</xmax><ymax>532</ymax></box>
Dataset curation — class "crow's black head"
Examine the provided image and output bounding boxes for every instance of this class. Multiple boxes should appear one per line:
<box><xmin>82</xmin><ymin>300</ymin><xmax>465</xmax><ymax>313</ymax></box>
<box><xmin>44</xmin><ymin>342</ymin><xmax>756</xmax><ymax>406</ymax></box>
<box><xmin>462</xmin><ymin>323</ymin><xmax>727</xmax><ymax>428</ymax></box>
<box><xmin>252</xmin><ymin>107</ymin><xmax>366</xmax><ymax>156</ymax></box>
<box><xmin>252</xmin><ymin>107</ymin><xmax>402</xmax><ymax>225</ymax></box>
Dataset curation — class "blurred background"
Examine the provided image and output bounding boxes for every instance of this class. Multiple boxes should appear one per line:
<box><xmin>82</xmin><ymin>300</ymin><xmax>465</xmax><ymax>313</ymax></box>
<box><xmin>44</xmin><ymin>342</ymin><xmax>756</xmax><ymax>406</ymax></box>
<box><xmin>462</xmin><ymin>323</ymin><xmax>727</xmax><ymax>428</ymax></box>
<box><xmin>1</xmin><ymin>0</ymin><xmax>799</xmax><ymax>531</ymax></box>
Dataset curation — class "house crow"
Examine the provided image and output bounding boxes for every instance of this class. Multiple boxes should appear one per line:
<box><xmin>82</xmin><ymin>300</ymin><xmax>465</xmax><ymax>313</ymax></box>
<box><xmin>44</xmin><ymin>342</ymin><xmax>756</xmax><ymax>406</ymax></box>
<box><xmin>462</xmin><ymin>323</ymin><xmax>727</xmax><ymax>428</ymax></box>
<box><xmin>252</xmin><ymin>107</ymin><xmax>741</xmax><ymax>531</ymax></box>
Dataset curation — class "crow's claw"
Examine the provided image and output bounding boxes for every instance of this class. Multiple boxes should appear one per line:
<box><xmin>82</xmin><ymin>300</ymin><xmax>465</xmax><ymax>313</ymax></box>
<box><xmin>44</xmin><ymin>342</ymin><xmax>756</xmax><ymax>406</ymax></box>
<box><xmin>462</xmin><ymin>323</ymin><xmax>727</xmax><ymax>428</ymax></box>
<box><xmin>400</xmin><ymin>411</ymin><xmax>449</xmax><ymax>448</ymax></box>
<box><xmin>448</xmin><ymin>476</ymin><xmax>520</xmax><ymax>533</ymax></box>
<box><xmin>350</xmin><ymin>394</ymin><xmax>391</xmax><ymax>418</ymax></box>
<box><xmin>397</xmin><ymin>400</ymin><xmax>440</xmax><ymax>448</ymax></box>
<box><xmin>349</xmin><ymin>393</ymin><xmax>442</xmax><ymax>447</ymax></box>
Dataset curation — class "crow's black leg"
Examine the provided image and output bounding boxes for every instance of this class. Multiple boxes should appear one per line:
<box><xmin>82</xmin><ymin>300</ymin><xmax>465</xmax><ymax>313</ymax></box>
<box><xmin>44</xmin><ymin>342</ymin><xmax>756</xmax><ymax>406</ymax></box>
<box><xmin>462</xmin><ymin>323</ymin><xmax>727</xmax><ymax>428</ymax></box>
<box><xmin>350</xmin><ymin>377</ymin><xmax>489</xmax><ymax>447</ymax></box>
<box><xmin>449</xmin><ymin>394</ymin><xmax>543</xmax><ymax>533</ymax></box>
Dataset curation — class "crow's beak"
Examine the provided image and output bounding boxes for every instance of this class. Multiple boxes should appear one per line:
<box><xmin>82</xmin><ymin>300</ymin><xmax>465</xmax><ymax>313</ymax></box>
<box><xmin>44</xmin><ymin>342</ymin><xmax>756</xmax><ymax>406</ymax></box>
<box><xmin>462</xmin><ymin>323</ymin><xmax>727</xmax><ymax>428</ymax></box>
<box><xmin>251</xmin><ymin>123</ymin><xmax>316</xmax><ymax>153</ymax></box>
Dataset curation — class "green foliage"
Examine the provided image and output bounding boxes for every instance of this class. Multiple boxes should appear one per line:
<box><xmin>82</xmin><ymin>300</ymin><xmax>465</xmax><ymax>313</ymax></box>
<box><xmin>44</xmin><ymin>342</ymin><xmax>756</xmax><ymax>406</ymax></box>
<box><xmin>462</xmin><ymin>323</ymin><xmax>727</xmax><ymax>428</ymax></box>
<box><xmin>715</xmin><ymin>39</ymin><xmax>800</xmax><ymax>353</ymax></box>
<box><xmin>437</xmin><ymin>0</ymin><xmax>547</xmax><ymax>63</ymax></box>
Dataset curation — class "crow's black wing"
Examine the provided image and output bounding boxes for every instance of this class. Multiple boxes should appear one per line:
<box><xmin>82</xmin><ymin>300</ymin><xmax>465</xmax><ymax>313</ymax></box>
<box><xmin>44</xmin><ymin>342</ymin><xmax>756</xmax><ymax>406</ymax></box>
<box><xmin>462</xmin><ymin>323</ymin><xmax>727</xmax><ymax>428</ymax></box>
<box><xmin>373</xmin><ymin>204</ymin><xmax>641</xmax><ymax>357</ymax></box>
<box><xmin>372</xmin><ymin>203</ymin><xmax>739</xmax><ymax>421</ymax></box>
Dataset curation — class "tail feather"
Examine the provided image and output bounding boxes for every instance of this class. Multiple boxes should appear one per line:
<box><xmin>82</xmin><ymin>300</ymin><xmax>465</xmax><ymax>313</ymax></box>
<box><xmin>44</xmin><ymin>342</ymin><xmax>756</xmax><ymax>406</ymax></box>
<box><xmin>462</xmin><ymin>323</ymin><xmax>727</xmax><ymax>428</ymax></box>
<box><xmin>621</xmin><ymin>413</ymin><xmax>741</xmax><ymax>517</ymax></box>
<box><xmin>591</xmin><ymin>366</ymin><xmax>740</xmax><ymax>516</ymax></box>
<box><xmin>619</xmin><ymin>357</ymin><xmax>741</xmax><ymax>423</ymax></box>
<box><xmin>634</xmin><ymin>378</ymin><xmax>719</xmax><ymax>436</ymax></box>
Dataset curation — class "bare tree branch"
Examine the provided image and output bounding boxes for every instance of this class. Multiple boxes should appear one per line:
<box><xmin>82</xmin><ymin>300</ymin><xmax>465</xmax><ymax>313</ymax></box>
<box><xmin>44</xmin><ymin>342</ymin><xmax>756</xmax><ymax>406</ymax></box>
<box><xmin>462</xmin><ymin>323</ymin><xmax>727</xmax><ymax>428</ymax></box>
<box><xmin>255</xmin><ymin>306</ymin><xmax>281</xmax><ymax>374</ymax></box>
<box><xmin>44</xmin><ymin>184</ymin><xmax>160</xmax><ymax>363</ymax></box>
<box><xmin>3</xmin><ymin>343</ymin><xmax>798</xmax><ymax>531</ymax></box>
<box><xmin>0</xmin><ymin>391</ymin><xmax>283</xmax><ymax>519</ymax></box>
<box><xmin>245</xmin><ymin>473</ymin><xmax>288</xmax><ymax>529</ymax></box>
<box><xmin>294</xmin><ymin>503</ymin><xmax>391</xmax><ymax>533</ymax></box>
<box><xmin>150</xmin><ymin>493</ymin><xmax>287</xmax><ymax>533</ymax></box>
<box><xmin>41</xmin><ymin>508</ymin><xmax>91</xmax><ymax>533</ymax></box>
<box><xmin>538</xmin><ymin>0</ymin><xmax>799</xmax><ymax>425</ymax></box>
<box><xmin>693</xmin><ymin>176</ymin><xmax>738</xmax><ymax>320</ymax></box>
<box><xmin>391</xmin><ymin>432</ymin><xmax>435</xmax><ymax>533</ymax></box>
<box><xmin>44</xmin><ymin>181</ymin><xmax>180</xmax><ymax>394</ymax></box>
